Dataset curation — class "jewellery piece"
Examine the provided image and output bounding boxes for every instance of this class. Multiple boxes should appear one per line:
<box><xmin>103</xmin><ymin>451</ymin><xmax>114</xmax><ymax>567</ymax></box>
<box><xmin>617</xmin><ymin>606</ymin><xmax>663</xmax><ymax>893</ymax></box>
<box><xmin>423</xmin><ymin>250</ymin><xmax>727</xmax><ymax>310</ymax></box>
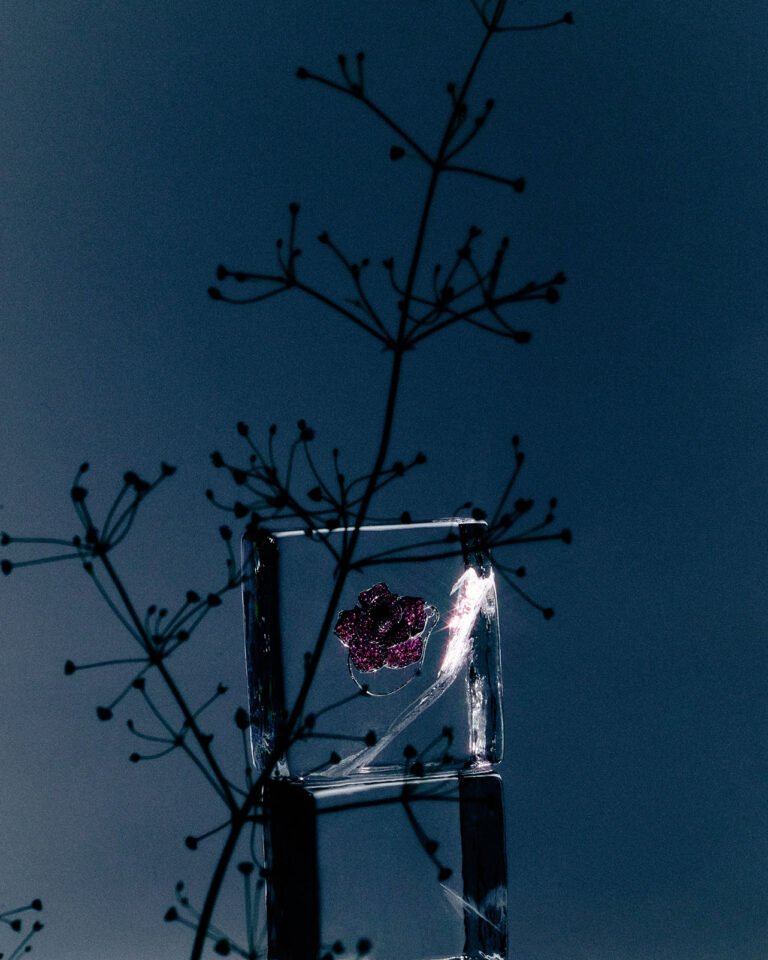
<box><xmin>334</xmin><ymin>582</ymin><xmax>439</xmax><ymax>673</ymax></box>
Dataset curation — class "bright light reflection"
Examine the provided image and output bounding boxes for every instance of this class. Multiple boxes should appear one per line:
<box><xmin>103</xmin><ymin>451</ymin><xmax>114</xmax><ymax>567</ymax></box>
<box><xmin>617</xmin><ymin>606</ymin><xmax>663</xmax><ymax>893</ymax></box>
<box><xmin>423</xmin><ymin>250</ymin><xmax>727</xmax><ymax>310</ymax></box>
<box><xmin>439</xmin><ymin>567</ymin><xmax>494</xmax><ymax>675</ymax></box>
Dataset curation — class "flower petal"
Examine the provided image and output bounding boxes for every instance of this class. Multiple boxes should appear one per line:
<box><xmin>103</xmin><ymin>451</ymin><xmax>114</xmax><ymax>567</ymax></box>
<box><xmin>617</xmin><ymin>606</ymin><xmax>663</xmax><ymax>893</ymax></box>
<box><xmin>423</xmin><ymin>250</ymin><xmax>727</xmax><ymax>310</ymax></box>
<box><xmin>400</xmin><ymin>596</ymin><xmax>427</xmax><ymax>634</ymax></box>
<box><xmin>359</xmin><ymin>582</ymin><xmax>395</xmax><ymax>609</ymax></box>
<box><xmin>385</xmin><ymin>636</ymin><xmax>423</xmax><ymax>669</ymax></box>
<box><xmin>334</xmin><ymin>608</ymin><xmax>373</xmax><ymax>647</ymax></box>
<box><xmin>349</xmin><ymin>635</ymin><xmax>387</xmax><ymax>673</ymax></box>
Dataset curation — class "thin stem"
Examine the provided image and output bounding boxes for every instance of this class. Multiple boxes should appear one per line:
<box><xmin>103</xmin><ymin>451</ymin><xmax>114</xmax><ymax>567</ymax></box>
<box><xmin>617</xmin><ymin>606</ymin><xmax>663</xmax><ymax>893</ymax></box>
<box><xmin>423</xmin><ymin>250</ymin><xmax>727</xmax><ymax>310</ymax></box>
<box><xmin>97</xmin><ymin>551</ymin><xmax>237</xmax><ymax>811</ymax></box>
<box><xmin>407</xmin><ymin>279</ymin><xmax>554</xmax><ymax>345</ymax></box>
<box><xmin>443</xmin><ymin>162</ymin><xmax>525</xmax><ymax>190</ymax></box>
<box><xmin>189</xmin><ymin>819</ymin><xmax>243</xmax><ymax>960</ymax></box>
<box><xmin>301</xmin><ymin>71</ymin><xmax>433</xmax><ymax>165</ymax></box>
<box><xmin>294</xmin><ymin>280</ymin><xmax>391</xmax><ymax>344</ymax></box>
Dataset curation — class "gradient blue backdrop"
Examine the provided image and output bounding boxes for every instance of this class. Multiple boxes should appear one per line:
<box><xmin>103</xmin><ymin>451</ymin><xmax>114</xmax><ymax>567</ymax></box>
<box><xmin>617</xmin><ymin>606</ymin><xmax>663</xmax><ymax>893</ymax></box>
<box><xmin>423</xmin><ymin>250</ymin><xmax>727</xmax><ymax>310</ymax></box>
<box><xmin>1</xmin><ymin>2</ymin><xmax>766</xmax><ymax>958</ymax></box>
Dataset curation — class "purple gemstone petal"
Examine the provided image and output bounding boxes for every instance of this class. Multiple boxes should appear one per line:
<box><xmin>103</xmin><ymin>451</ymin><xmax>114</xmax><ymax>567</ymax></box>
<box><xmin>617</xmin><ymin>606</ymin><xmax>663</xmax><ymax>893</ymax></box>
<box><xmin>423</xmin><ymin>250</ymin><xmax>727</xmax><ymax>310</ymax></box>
<box><xmin>349</xmin><ymin>635</ymin><xmax>387</xmax><ymax>673</ymax></box>
<box><xmin>385</xmin><ymin>636</ymin><xmax>423</xmax><ymax>669</ymax></box>
<box><xmin>334</xmin><ymin>609</ymin><xmax>357</xmax><ymax>647</ymax></box>
<box><xmin>400</xmin><ymin>596</ymin><xmax>427</xmax><ymax>634</ymax></box>
<box><xmin>359</xmin><ymin>582</ymin><xmax>395</xmax><ymax>609</ymax></box>
<box><xmin>334</xmin><ymin>608</ymin><xmax>375</xmax><ymax>646</ymax></box>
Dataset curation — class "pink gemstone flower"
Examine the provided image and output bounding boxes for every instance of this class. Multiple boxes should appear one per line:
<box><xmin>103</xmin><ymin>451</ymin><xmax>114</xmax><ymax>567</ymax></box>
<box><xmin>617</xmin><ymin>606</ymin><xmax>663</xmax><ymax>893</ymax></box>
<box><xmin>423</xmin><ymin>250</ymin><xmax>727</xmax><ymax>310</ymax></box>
<box><xmin>334</xmin><ymin>582</ymin><xmax>433</xmax><ymax>673</ymax></box>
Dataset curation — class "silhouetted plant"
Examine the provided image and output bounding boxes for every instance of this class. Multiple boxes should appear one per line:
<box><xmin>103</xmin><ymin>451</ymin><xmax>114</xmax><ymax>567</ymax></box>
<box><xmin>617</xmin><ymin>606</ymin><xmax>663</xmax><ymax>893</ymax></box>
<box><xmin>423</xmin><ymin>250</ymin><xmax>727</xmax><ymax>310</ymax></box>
<box><xmin>2</xmin><ymin>3</ymin><xmax>574</xmax><ymax>957</ymax></box>
<box><xmin>0</xmin><ymin>899</ymin><xmax>44</xmax><ymax>959</ymax></box>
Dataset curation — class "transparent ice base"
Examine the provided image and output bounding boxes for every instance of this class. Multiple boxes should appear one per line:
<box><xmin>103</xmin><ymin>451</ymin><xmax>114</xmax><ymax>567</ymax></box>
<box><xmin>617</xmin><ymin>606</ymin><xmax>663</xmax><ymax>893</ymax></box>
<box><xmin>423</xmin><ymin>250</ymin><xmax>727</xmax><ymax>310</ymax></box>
<box><xmin>265</xmin><ymin>772</ymin><xmax>506</xmax><ymax>960</ymax></box>
<box><xmin>243</xmin><ymin>520</ymin><xmax>503</xmax><ymax>783</ymax></box>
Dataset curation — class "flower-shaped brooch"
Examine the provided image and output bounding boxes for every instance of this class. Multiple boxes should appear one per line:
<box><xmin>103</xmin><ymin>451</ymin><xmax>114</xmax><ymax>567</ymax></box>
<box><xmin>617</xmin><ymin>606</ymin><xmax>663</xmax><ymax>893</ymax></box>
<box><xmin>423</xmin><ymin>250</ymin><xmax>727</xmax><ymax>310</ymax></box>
<box><xmin>334</xmin><ymin>582</ymin><xmax>438</xmax><ymax>673</ymax></box>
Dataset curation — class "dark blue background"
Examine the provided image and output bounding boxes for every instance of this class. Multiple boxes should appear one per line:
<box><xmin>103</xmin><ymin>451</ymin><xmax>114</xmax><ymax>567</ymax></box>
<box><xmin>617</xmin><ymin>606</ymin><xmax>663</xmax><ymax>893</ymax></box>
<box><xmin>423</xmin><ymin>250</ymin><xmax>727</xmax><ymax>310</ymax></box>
<box><xmin>1</xmin><ymin>3</ymin><xmax>765</xmax><ymax>957</ymax></box>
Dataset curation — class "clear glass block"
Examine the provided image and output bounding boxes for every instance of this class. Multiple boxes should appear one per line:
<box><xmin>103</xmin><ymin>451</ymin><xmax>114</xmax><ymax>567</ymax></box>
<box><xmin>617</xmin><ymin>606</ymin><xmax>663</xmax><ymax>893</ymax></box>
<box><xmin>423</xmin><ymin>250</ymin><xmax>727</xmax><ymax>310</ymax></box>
<box><xmin>242</xmin><ymin>519</ymin><xmax>503</xmax><ymax>782</ymax></box>
<box><xmin>264</xmin><ymin>772</ymin><xmax>508</xmax><ymax>960</ymax></box>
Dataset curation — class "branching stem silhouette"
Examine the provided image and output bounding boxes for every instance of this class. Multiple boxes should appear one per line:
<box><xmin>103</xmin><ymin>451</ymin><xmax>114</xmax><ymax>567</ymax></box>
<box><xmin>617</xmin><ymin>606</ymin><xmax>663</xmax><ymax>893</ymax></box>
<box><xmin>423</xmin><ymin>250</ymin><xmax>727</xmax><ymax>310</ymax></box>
<box><xmin>98</xmin><ymin>547</ymin><xmax>239</xmax><ymax>811</ymax></box>
<box><xmin>2</xmin><ymin>3</ymin><xmax>574</xmax><ymax>957</ymax></box>
<box><xmin>192</xmin><ymin>6</ymin><xmax>572</xmax><ymax>957</ymax></box>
